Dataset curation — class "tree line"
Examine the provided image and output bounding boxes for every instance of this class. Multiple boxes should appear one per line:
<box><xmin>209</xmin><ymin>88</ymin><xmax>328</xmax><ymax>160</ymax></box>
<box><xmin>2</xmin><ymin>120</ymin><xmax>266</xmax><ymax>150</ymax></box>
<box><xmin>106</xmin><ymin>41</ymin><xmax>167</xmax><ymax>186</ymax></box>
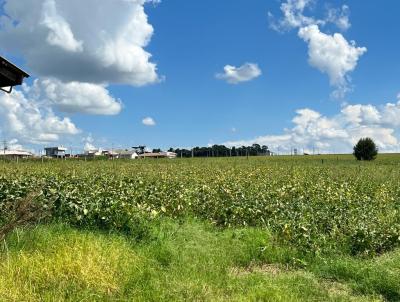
<box><xmin>154</xmin><ymin>144</ymin><xmax>272</xmax><ymax>158</ymax></box>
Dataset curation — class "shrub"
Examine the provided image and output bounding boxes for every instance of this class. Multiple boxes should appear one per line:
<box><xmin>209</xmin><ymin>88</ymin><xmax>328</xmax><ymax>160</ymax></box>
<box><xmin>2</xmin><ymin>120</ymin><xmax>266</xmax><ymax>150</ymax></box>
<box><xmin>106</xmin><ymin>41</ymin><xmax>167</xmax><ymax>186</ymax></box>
<box><xmin>353</xmin><ymin>137</ymin><xmax>378</xmax><ymax>161</ymax></box>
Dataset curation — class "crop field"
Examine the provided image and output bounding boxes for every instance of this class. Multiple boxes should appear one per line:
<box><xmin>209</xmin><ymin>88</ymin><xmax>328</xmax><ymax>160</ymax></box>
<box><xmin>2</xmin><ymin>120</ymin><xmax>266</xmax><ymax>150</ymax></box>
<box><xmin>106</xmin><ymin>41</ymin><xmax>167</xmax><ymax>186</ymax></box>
<box><xmin>1</xmin><ymin>155</ymin><xmax>400</xmax><ymax>301</ymax></box>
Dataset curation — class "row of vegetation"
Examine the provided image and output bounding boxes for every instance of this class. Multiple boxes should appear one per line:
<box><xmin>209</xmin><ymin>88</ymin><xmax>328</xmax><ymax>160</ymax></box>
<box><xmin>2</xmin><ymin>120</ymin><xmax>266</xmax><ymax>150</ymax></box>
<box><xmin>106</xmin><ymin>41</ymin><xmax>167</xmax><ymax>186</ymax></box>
<box><xmin>1</xmin><ymin>153</ymin><xmax>398</xmax><ymax>256</ymax></box>
<box><xmin>159</xmin><ymin>137</ymin><xmax>379</xmax><ymax>159</ymax></box>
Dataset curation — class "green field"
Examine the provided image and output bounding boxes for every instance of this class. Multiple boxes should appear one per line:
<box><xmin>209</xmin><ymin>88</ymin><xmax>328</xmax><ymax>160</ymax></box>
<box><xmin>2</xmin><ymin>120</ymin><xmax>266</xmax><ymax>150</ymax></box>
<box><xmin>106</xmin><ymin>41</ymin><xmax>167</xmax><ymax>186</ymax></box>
<box><xmin>1</xmin><ymin>155</ymin><xmax>400</xmax><ymax>301</ymax></box>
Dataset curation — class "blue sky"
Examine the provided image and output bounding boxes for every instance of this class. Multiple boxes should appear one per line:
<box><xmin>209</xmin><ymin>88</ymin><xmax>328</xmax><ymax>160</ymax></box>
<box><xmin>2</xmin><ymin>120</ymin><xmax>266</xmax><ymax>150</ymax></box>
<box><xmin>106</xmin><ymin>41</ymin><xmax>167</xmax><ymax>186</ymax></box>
<box><xmin>1</xmin><ymin>0</ymin><xmax>400</xmax><ymax>153</ymax></box>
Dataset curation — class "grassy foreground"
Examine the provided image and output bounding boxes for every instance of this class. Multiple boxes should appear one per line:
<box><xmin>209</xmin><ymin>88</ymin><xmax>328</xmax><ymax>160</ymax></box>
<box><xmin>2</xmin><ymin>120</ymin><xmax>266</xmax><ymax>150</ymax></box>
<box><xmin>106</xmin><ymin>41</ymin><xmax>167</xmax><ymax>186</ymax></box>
<box><xmin>1</xmin><ymin>219</ymin><xmax>399</xmax><ymax>301</ymax></box>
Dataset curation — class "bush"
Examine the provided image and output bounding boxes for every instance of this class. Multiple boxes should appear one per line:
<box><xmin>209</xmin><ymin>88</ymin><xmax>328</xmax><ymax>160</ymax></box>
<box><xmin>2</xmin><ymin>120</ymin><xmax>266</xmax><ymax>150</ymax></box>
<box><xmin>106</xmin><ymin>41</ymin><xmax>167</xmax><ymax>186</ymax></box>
<box><xmin>353</xmin><ymin>137</ymin><xmax>378</xmax><ymax>161</ymax></box>
<box><xmin>0</xmin><ymin>192</ymin><xmax>51</xmax><ymax>241</ymax></box>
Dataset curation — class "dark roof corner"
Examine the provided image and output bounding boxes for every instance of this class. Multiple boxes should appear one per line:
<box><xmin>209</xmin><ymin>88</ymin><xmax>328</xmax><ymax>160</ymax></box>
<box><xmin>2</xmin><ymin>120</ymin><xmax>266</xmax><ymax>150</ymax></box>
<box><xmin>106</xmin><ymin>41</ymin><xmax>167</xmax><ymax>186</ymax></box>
<box><xmin>0</xmin><ymin>56</ymin><xmax>30</xmax><ymax>93</ymax></box>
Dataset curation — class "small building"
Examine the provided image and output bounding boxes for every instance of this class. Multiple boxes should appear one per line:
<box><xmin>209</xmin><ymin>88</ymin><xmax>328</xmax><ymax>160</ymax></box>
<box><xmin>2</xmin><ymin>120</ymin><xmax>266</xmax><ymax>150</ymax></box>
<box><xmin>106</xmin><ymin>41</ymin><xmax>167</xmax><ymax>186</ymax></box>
<box><xmin>0</xmin><ymin>150</ymin><xmax>33</xmax><ymax>159</ymax></box>
<box><xmin>265</xmin><ymin>150</ymin><xmax>273</xmax><ymax>156</ymax></box>
<box><xmin>85</xmin><ymin>149</ymin><xmax>103</xmax><ymax>158</ymax></box>
<box><xmin>101</xmin><ymin>150</ymin><xmax>118</xmax><ymax>158</ymax></box>
<box><xmin>114</xmin><ymin>149</ymin><xmax>139</xmax><ymax>159</ymax></box>
<box><xmin>165</xmin><ymin>151</ymin><xmax>177</xmax><ymax>159</ymax></box>
<box><xmin>139</xmin><ymin>151</ymin><xmax>177</xmax><ymax>159</ymax></box>
<box><xmin>44</xmin><ymin>146</ymin><xmax>67</xmax><ymax>158</ymax></box>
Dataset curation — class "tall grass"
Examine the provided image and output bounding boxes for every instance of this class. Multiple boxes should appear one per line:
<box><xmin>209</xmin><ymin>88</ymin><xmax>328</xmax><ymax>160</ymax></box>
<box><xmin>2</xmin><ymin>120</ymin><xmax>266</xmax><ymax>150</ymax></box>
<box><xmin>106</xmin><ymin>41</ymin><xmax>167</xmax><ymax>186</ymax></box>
<box><xmin>1</xmin><ymin>220</ymin><xmax>394</xmax><ymax>301</ymax></box>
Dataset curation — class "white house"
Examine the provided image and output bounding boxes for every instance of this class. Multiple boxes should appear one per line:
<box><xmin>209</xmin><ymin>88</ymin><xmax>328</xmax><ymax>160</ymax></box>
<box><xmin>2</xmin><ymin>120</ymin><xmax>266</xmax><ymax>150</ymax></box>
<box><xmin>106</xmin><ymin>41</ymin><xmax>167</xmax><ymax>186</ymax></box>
<box><xmin>114</xmin><ymin>149</ymin><xmax>139</xmax><ymax>159</ymax></box>
<box><xmin>138</xmin><ymin>151</ymin><xmax>177</xmax><ymax>159</ymax></box>
<box><xmin>85</xmin><ymin>149</ymin><xmax>103</xmax><ymax>157</ymax></box>
<box><xmin>0</xmin><ymin>150</ymin><xmax>33</xmax><ymax>158</ymax></box>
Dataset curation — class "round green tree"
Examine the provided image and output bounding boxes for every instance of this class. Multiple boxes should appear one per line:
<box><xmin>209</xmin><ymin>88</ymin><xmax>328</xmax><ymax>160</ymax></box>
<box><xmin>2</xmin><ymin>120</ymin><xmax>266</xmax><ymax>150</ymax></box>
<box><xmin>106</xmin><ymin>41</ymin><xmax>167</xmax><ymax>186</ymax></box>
<box><xmin>353</xmin><ymin>137</ymin><xmax>378</xmax><ymax>161</ymax></box>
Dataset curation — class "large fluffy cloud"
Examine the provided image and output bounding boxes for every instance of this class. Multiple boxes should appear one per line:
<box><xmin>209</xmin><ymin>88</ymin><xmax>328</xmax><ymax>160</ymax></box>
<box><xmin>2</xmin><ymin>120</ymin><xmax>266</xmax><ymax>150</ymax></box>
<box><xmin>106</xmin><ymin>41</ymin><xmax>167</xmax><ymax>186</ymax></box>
<box><xmin>216</xmin><ymin>63</ymin><xmax>262</xmax><ymax>84</ymax></box>
<box><xmin>298</xmin><ymin>25</ymin><xmax>367</xmax><ymax>97</ymax></box>
<box><xmin>31</xmin><ymin>79</ymin><xmax>122</xmax><ymax>115</ymax></box>
<box><xmin>40</xmin><ymin>0</ymin><xmax>83</xmax><ymax>53</ymax></box>
<box><xmin>0</xmin><ymin>0</ymin><xmax>161</xmax><ymax>148</ymax></box>
<box><xmin>0</xmin><ymin>89</ymin><xmax>80</xmax><ymax>145</ymax></box>
<box><xmin>224</xmin><ymin>100</ymin><xmax>400</xmax><ymax>153</ymax></box>
<box><xmin>0</xmin><ymin>0</ymin><xmax>159</xmax><ymax>86</ymax></box>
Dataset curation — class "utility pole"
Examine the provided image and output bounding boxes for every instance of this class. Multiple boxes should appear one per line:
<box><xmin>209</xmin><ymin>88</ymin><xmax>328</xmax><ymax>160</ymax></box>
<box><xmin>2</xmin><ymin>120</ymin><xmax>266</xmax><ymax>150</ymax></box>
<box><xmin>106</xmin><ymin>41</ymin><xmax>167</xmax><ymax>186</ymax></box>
<box><xmin>2</xmin><ymin>139</ymin><xmax>7</xmax><ymax>155</ymax></box>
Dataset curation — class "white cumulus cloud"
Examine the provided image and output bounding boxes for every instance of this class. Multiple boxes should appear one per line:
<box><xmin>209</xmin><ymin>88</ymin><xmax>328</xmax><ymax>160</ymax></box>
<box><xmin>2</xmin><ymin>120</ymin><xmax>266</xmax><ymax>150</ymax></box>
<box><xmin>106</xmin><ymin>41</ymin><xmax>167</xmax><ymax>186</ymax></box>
<box><xmin>32</xmin><ymin>79</ymin><xmax>122</xmax><ymax>115</ymax></box>
<box><xmin>40</xmin><ymin>0</ymin><xmax>83</xmax><ymax>52</ymax></box>
<box><xmin>0</xmin><ymin>89</ymin><xmax>80</xmax><ymax>145</ymax></box>
<box><xmin>82</xmin><ymin>135</ymin><xmax>97</xmax><ymax>151</ymax></box>
<box><xmin>216</xmin><ymin>63</ymin><xmax>261</xmax><ymax>84</ymax></box>
<box><xmin>269</xmin><ymin>1</ymin><xmax>363</xmax><ymax>98</ymax></box>
<box><xmin>269</xmin><ymin>0</ymin><xmax>351</xmax><ymax>32</ymax></box>
<box><xmin>298</xmin><ymin>25</ymin><xmax>367</xmax><ymax>97</ymax></box>
<box><xmin>0</xmin><ymin>0</ymin><xmax>160</xmax><ymax>86</ymax></box>
<box><xmin>269</xmin><ymin>0</ymin><xmax>320</xmax><ymax>31</ymax></box>
<box><xmin>142</xmin><ymin>117</ymin><xmax>156</xmax><ymax>126</ymax></box>
<box><xmin>224</xmin><ymin>99</ymin><xmax>400</xmax><ymax>153</ymax></box>
<box><xmin>326</xmin><ymin>5</ymin><xmax>351</xmax><ymax>31</ymax></box>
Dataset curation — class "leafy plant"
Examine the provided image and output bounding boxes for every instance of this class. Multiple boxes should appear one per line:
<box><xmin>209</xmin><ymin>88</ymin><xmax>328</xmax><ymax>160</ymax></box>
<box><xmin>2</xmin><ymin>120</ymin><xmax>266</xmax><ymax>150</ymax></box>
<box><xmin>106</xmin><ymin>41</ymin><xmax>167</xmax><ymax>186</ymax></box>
<box><xmin>353</xmin><ymin>137</ymin><xmax>378</xmax><ymax>161</ymax></box>
<box><xmin>1</xmin><ymin>155</ymin><xmax>400</xmax><ymax>255</ymax></box>
<box><xmin>0</xmin><ymin>191</ymin><xmax>51</xmax><ymax>241</ymax></box>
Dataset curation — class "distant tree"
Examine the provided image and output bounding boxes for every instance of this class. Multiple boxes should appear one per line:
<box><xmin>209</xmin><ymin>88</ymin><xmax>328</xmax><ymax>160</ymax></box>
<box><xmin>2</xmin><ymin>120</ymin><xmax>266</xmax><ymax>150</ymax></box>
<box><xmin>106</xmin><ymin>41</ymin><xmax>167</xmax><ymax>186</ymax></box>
<box><xmin>353</xmin><ymin>137</ymin><xmax>378</xmax><ymax>161</ymax></box>
<box><xmin>261</xmin><ymin>145</ymin><xmax>269</xmax><ymax>155</ymax></box>
<box><xmin>168</xmin><ymin>144</ymin><xmax>272</xmax><ymax>158</ymax></box>
<box><xmin>252</xmin><ymin>144</ymin><xmax>261</xmax><ymax>155</ymax></box>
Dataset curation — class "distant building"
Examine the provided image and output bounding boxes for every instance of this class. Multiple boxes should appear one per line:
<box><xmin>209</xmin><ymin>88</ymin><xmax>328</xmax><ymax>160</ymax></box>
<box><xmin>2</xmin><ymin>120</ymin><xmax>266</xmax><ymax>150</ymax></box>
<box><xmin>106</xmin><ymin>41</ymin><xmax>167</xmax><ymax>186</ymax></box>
<box><xmin>44</xmin><ymin>146</ymin><xmax>67</xmax><ymax>158</ymax></box>
<box><xmin>114</xmin><ymin>149</ymin><xmax>139</xmax><ymax>159</ymax></box>
<box><xmin>85</xmin><ymin>149</ymin><xmax>103</xmax><ymax>158</ymax></box>
<box><xmin>165</xmin><ymin>151</ymin><xmax>177</xmax><ymax>159</ymax></box>
<box><xmin>0</xmin><ymin>150</ymin><xmax>33</xmax><ymax>159</ymax></box>
<box><xmin>101</xmin><ymin>150</ymin><xmax>118</xmax><ymax>158</ymax></box>
<box><xmin>139</xmin><ymin>151</ymin><xmax>177</xmax><ymax>159</ymax></box>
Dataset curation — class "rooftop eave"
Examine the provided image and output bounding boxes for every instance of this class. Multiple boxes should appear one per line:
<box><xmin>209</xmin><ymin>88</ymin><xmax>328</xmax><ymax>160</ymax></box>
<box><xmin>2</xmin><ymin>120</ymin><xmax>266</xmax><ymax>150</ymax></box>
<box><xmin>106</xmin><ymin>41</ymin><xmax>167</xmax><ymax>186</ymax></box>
<box><xmin>0</xmin><ymin>56</ymin><xmax>30</xmax><ymax>93</ymax></box>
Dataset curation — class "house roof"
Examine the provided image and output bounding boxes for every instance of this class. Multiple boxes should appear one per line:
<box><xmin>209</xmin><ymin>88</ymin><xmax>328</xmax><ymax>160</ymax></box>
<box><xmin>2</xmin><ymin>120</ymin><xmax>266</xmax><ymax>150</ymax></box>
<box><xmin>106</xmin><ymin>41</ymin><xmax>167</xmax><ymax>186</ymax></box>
<box><xmin>0</xmin><ymin>150</ymin><xmax>33</xmax><ymax>156</ymax></box>
<box><xmin>139</xmin><ymin>152</ymin><xmax>176</xmax><ymax>158</ymax></box>
<box><xmin>0</xmin><ymin>56</ymin><xmax>29</xmax><ymax>89</ymax></box>
<box><xmin>114</xmin><ymin>149</ymin><xmax>138</xmax><ymax>155</ymax></box>
<box><xmin>45</xmin><ymin>147</ymin><xmax>67</xmax><ymax>151</ymax></box>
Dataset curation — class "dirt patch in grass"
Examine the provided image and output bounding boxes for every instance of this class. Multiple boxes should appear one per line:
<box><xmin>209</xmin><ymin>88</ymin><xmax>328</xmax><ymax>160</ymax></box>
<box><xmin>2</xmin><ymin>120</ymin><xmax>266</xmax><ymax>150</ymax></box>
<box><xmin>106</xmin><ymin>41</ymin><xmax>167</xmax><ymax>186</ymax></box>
<box><xmin>229</xmin><ymin>263</ymin><xmax>292</xmax><ymax>277</ymax></box>
<box><xmin>320</xmin><ymin>279</ymin><xmax>384</xmax><ymax>302</ymax></box>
